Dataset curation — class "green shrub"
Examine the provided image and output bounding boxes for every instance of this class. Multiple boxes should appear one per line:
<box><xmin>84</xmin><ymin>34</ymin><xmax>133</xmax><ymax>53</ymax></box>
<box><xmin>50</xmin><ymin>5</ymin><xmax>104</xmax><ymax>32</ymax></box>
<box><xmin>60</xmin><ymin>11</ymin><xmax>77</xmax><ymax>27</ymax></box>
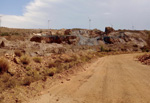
<box><xmin>33</xmin><ymin>57</ymin><xmax>42</xmax><ymax>63</ymax></box>
<box><xmin>0</xmin><ymin>59</ymin><xmax>9</xmax><ymax>74</ymax></box>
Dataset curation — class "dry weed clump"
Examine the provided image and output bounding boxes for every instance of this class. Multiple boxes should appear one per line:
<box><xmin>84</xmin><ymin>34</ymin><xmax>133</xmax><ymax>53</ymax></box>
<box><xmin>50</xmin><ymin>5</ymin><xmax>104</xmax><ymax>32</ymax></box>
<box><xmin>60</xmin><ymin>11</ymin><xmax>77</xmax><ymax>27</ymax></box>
<box><xmin>45</xmin><ymin>67</ymin><xmax>57</xmax><ymax>76</ymax></box>
<box><xmin>33</xmin><ymin>57</ymin><xmax>42</xmax><ymax>63</ymax></box>
<box><xmin>20</xmin><ymin>55</ymin><xmax>30</xmax><ymax>65</ymax></box>
<box><xmin>22</xmin><ymin>76</ymin><xmax>33</xmax><ymax>86</ymax></box>
<box><xmin>25</xmin><ymin>69</ymin><xmax>43</xmax><ymax>85</ymax></box>
<box><xmin>5</xmin><ymin>78</ymin><xmax>18</xmax><ymax>88</ymax></box>
<box><xmin>48</xmin><ymin>61</ymin><xmax>57</xmax><ymax>68</ymax></box>
<box><xmin>48</xmin><ymin>59</ymin><xmax>61</xmax><ymax>68</ymax></box>
<box><xmin>0</xmin><ymin>73</ymin><xmax>10</xmax><ymax>83</ymax></box>
<box><xmin>0</xmin><ymin>58</ymin><xmax>9</xmax><ymax>74</ymax></box>
<box><xmin>0</xmin><ymin>73</ymin><xmax>19</xmax><ymax>93</ymax></box>
<box><xmin>25</xmin><ymin>66</ymin><xmax>32</xmax><ymax>71</ymax></box>
<box><xmin>59</xmin><ymin>54</ymin><xmax>73</xmax><ymax>63</ymax></box>
<box><xmin>23</xmin><ymin>69</ymin><xmax>42</xmax><ymax>86</ymax></box>
<box><xmin>14</xmin><ymin>50</ymin><xmax>22</xmax><ymax>57</ymax></box>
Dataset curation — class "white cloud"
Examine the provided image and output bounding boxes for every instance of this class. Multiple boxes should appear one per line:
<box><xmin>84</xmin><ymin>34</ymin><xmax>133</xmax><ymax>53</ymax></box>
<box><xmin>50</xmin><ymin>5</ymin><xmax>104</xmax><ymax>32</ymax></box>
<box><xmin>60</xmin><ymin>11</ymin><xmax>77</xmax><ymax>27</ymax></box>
<box><xmin>1</xmin><ymin>0</ymin><xmax>150</xmax><ymax>30</ymax></box>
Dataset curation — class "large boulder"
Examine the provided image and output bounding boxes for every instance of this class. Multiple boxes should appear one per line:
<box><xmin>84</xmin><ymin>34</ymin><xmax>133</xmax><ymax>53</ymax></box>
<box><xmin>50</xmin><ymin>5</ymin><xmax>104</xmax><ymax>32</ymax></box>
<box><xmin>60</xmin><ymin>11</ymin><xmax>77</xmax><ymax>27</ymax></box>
<box><xmin>0</xmin><ymin>41</ymin><xmax>5</xmax><ymax>47</ymax></box>
<box><xmin>30</xmin><ymin>36</ymin><xmax>42</xmax><ymax>43</ymax></box>
<box><xmin>103</xmin><ymin>36</ymin><xmax>114</xmax><ymax>44</ymax></box>
<box><xmin>30</xmin><ymin>35</ymin><xmax>77</xmax><ymax>44</ymax></box>
<box><xmin>105</xmin><ymin>27</ymin><xmax>114</xmax><ymax>34</ymax></box>
<box><xmin>64</xmin><ymin>29</ymin><xmax>71</xmax><ymax>35</ymax></box>
<box><xmin>89</xmin><ymin>29</ymin><xmax>103</xmax><ymax>38</ymax></box>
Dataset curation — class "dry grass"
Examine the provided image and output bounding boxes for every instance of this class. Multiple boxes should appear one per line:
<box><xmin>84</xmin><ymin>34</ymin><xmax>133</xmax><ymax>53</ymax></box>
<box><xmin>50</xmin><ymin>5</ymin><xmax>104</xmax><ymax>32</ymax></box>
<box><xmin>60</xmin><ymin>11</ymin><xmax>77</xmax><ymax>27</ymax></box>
<box><xmin>48</xmin><ymin>61</ymin><xmax>57</xmax><ymax>68</ymax></box>
<box><xmin>25</xmin><ymin>66</ymin><xmax>32</xmax><ymax>71</ymax></box>
<box><xmin>0</xmin><ymin>58</ymin><xmax>9</xmax><ymax>74</ymax></box>
<box><xmin>0</xmin><ymin>73</ymin><xmax>10</xmax><ymax>83</ymax></box>
<box><xmin>0</xmin><ymin>73</ymin><xmax>19</xmax><ymax>93</ymax></box>
<box><xmin>20</xmin><ymin>55</ymin><xmax>30</xmax><ymax>65</ymax></box>
<box><xmin>33</xmin><ymin>57</ymin><xmax>42</xmax><ymax>63</ymax></box>
<box><xmin>45</xmin><ymin>67</ymin><xmax>57</xmax><ymax>76</ymax></box>
<box><xmin>14</xmin><ymin>50</ymin><xmax>22</xmax><ymax>57</ymax></box>
<box><xmin>22</xmin><ymin>76</ymin><xmax>33</xmax><ymax>86</ymax></box>
<box><xmin>0</xmin><ymin>50</ymin><xmax>103</xmax><ymax>97</ymax></box>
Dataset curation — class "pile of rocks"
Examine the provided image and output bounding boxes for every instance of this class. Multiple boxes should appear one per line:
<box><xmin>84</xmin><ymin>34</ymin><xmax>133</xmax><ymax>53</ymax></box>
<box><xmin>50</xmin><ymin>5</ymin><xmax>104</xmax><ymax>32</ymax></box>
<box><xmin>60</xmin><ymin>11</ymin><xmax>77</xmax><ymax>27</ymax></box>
<box><xmin>138</xmin><ymin>54</ymin><xmax>150</xmax><ymax>65</ymax></box>
<box><xmin>105</xmin><ymin>27</ymin><xmax>114</xmax><ymax>34</ymax></box>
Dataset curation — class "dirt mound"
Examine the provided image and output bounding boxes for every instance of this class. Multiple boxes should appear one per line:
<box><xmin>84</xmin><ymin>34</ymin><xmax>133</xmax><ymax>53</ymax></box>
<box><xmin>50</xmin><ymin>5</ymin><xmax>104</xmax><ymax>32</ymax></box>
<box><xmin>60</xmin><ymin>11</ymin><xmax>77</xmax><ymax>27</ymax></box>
<box><xmin>138</xmin><ymin>54</ymin><xmax>150</xmax><ymax>65</ymax></box>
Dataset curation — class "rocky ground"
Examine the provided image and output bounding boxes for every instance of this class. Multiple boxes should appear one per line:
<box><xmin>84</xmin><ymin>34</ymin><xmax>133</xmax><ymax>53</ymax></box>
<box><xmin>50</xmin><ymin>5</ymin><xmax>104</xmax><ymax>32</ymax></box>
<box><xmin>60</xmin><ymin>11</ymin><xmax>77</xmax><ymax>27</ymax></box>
<box><xmin>137</xmin><ymin>53</ymin><xmax>150</xmax><ymax>65</ymax></box>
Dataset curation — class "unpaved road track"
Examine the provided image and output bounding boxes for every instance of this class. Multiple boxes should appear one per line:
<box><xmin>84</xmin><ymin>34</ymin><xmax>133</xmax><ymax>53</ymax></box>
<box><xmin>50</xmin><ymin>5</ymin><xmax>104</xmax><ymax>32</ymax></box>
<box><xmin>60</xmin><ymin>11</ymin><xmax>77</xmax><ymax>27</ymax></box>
<box><xmin>25</xmin><ymin>54</ymin><xmax>150</xmax><ymax>103</ymax></box>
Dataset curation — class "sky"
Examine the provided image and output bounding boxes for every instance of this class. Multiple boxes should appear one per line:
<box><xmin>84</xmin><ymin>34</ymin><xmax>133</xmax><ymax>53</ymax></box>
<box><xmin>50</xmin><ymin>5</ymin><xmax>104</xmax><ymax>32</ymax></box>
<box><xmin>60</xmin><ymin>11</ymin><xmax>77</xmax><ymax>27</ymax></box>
<box><xmin>0</xmin><ymin>0</ymin><xmax>150</xmax><ymax>30</ymax></box>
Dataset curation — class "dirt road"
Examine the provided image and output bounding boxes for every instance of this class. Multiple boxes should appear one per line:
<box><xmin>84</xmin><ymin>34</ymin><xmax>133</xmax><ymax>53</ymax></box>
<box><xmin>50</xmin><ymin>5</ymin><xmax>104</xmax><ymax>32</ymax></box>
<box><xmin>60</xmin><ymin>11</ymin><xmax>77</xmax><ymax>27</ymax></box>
<box><xmin>25</xmin><ymin>53</ymin><xmax>150</xmax><ymax>103</ymax></box>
